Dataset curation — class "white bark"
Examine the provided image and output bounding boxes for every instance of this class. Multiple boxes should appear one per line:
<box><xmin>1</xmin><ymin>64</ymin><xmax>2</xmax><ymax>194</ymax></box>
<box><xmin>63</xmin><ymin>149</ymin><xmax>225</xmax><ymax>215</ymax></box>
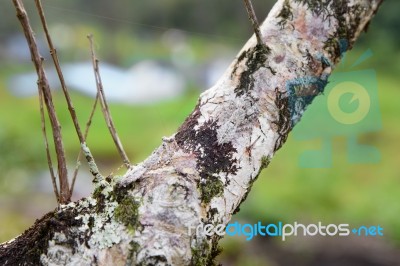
<box><xmin>0</xmin><ymin>0</ymin><xmax>383</xmax><ymax>265</ymax></box>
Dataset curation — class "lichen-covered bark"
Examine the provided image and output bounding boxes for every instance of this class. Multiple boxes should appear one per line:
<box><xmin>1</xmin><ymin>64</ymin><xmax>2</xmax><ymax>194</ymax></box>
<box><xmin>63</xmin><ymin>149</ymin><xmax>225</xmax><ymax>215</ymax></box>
<box><xmin>0</xmin><ymin>0</ymin><xmax>383</xmax><ymax>265</ymax></box>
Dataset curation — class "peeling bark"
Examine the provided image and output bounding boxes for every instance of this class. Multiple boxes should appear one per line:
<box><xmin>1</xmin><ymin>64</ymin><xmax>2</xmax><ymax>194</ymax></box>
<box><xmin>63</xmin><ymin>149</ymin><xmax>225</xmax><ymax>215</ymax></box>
<box><xmin>0</xmin><ymin>0</ymin><xmax>383</xmax><ymax>265</ymax></box>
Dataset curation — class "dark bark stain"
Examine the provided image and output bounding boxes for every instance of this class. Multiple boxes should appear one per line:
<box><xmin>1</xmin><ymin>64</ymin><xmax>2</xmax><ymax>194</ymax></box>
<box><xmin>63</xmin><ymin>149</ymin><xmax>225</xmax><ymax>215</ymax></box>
<box><xmin>0</xmin><ymin>207</ymin><xmax>83</xmax><ymax>265</ymax></box>
<box><xmin>276</xmin><ymin>0</ymin><xmax>294</xmax><ymax>28</ymax></box>
<box><xmin>294</xmin><ymin>0</ymin><xmax>368</xmax><ymax>58</ymax></box>
<box><xmin>232</xmin><ymin>44</ymin><xmax>274</xmax><ymax>97</ymax></box>
<box><xmin>177</xmin><ymin>117</ymin><xmax>238</xmax><ymax>180</ymax></box>
<box><xmin>141</xmin><ymin>255</ymin><xmax>169</xmax><ymax>265</ymax></box>
<box><xmin>175</xmin><ymin>103</ymin><xmax>238</xmax><ymax>204</ymax></box>
<box><xmin>191</xmin><ymin>236</ymin><xmax>222</xmax><ymax>266</ymax></box>
<box><xmin>272</xmin><ymin>87</ymin><xmax>292</xmax><ymax>152</ymax></box>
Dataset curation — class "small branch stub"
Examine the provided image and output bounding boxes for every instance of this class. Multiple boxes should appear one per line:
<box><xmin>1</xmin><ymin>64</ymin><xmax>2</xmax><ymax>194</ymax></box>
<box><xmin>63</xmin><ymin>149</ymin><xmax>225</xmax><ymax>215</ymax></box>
<box><xmin>243</xmin><ymin>0</ymin><xmax>264</xmax><ymax>46</ymax></box>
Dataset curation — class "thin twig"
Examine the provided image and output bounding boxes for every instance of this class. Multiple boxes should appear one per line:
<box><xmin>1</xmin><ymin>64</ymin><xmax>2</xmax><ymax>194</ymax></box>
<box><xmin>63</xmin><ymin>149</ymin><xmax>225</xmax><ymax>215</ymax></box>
<box><xmin>107</xmin><ymin>163</ymin><xmax>125</xmax><ymax>179</ymax></box>
<box><xmin>88</xmin><ymin>34</ymin><xmax>131</xmax><ymax>169</ymax></box>
<box><xmin>34</xmin><ymin>0</ymin><xmax>85</xmax><ymax>144</ymax></box>
<box><xmin>35</xmin><ymin>0</ymin><xmax>105</xmax><ymax>195</ymax></box>
<box><xmin>12</xmin><ymin>0</ymin><xmax>70</xmax><ymax>204</ymax></box>
<box><xmin>69</xmin><ymin>93</ymin><xmax>99</xmax><ymax>197</ymax></box>
<box><xmin>243</xmin><ymin>0</ymin><xmax>264</xmax><ymax>45</ymax></box>
<box><xmin>38</xmin><ymin>78</ymin><xmax>59</xmax><ymax>203</ymax></box>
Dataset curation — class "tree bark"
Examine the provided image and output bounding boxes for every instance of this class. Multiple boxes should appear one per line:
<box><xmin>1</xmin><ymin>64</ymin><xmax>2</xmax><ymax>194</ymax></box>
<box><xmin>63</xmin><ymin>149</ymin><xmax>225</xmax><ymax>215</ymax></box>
<box><xmin>0</xmin><ymin>0</ymin><xmax>383</xmax><ymax>265</ymax></box>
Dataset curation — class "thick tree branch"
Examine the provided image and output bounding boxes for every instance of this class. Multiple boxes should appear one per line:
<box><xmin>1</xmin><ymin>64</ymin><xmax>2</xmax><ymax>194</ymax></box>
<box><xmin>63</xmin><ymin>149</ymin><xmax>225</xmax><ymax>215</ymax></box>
<box><xmin>1</xmin><ymin>0</ymin><xmax>383</xmax><ymax>265</ymax></box>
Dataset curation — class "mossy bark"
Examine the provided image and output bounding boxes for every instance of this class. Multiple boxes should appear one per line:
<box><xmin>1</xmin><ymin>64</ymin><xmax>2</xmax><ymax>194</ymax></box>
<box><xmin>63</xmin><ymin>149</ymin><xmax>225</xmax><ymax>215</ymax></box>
<box><xmin>0</xmin><ymin>0</ymin><xmax>383</xmax><ymax>265</ymax></box>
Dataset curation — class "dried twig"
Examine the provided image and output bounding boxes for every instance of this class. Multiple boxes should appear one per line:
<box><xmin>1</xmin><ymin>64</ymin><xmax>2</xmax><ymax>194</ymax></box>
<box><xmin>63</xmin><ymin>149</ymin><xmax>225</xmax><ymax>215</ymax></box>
<box><xmin>243</xmin><ymin>0</ymin><xmax>264</xmax><ymax>45</ymax></box>
<box><xmin>69</xmin><ymin>93</ymin><xmax>99</xmax><ymax>197</ymax></box>
<box><xmin>12</xmin><ymin>0</ymin><xmax>70</xmax><ymax>203</ymax></box>
<box><xmin>35</xmin><ymin>0</ymin><xmax>97</xmax><ymax>196</ymax></box>
<box><xmin>34</xmin><ymin>0</ymin><xmax>85</xmax><ymax>149</ymax></box>
<box><xmin>88</xmin><ymin>34</ymin><xmax>131</xmax><ymax>169</ymax></box>
<box><xmin>38</xmin><ymin>79</ymin><xmax>59</xmax><ymax>203</ymax></box>
<box><xmin>35</xmin><ymin>0</ymin><xmax>105</xmax><ymax>195</ymax></box>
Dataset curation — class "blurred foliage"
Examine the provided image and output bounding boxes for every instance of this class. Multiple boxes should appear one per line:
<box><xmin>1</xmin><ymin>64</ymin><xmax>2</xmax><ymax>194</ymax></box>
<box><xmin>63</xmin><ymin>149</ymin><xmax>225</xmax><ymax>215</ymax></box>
<box><xmin>0</xmin><ymin>0</ymin><xmax>273</xmax><ymax>40</ymax></box>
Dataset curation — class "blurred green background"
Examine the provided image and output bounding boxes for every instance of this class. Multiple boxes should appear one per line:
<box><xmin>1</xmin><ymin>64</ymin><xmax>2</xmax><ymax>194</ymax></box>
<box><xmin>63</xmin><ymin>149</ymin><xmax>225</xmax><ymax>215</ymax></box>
<box><xmin>0</xmin><ymin>0</ymin><xmax>399</xmax><ymax>265</ymax></box>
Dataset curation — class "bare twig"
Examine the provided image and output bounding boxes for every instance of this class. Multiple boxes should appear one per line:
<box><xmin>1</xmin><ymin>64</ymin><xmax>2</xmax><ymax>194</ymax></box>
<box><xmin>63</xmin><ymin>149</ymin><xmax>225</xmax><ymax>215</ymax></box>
<box><xmin>243</xmin><ymin>0</ymin><xmax>264</xmax><ymax>45</ymax></box>
<box><xmin>69</xmin><ymin>93</ymin><xmax>99</xmax><ymax>197</ymax></box>
<box><xmin>34</xmin><ymin>0</ymin><xmax>85</xmax><ymax>144</ymax></box>
<box><xmin>38</xmin><ymin>79</ymin><xmax>59</xmax><ymax>203</ymax></box>
<box><xmin>35</xmin><ymin>0</ymin><xmax>105</xmax><ymax>195</ymax></box>
<box><xmin>12</xmin><ymin>0</ymin><xmax>70</xmax><ymax>203</ymax></box>
<box><xmin>88</xmin><ymin>34</ymin><xmax>131</xmax><ymax>169</ymax></box>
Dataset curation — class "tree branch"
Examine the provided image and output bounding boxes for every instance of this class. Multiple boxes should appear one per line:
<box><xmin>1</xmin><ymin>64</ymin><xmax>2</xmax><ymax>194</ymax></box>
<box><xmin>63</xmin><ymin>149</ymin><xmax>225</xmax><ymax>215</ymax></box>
<box><xmin>34</xmin><ymin>0</ymin><xmax>86</xmax><ymax>145</ymax></box>
<box><xmin>35</xmin><ymin>0</ymin><xmax>105</xmax><ymax>197</ymax></box>
<box><xmin>38</xmin><ymin>78</ymin><xmax>59</xmax><ymax>203</ymax></box>
<box><xmin>1</xmin><ymin>0</ymin><xmax>384</xmax><ymax>264</ymax></box>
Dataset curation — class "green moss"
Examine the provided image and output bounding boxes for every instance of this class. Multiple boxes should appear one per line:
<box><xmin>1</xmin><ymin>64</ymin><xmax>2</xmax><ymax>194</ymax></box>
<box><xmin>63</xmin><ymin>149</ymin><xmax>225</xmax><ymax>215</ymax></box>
<box><xmin>260</xmin><ymin>155</ymin><xmax>271</xmax><ymax>171</ymax></box>
<box><xmin>200</xmin><ymin>176</ymin><xmax>224</xmax><ymax>204</ymax></box>
<box><xmin>126</xmin><ymin>241</ymin><xmax>140</xmax><ymax>265</ymax></box>
<box><xmin>233</xmin><ymin>44</ymin><xmax>272</xmax><ymax>97</ymax></box>
<box><xmin>110</xmin><ymin>182</ymin><xmax>135</xmax><ymax>201</ymax></box>
<box><xmin>192</xmin><ymin>251</ymin><xmax>207</xmax><ymax>266</ymax></box>
<box><xmin>209</xmin><ymin>242</ymin><xmax>222</xmax><ymax>266</ymax></box>
<box><xmin>191</xmin><ymin>238</ymin><xmax>222</xmax><ymax>266</ymax></box>
<box><xmin>92</xmin><ymin>186</ymin><xmax>107</xmax><ymax>213</ymax></box>
<box><xmin>114</xmin><ymin>197</ymin><xmax>140</xmax><ymax>232</ymax></box>
<box><xmin>191</xmin><ymin>240</ymin><xmax>210</xmax><ymax>266</ymax></box>
<box><xmin>92</xmin><ymin>186</ymin><xmax>102</xmax><ymax>199</ymax></box>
